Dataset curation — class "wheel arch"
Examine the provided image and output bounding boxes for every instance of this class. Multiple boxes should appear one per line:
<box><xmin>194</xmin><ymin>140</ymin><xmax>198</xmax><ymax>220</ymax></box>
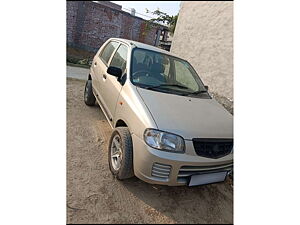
<box><xmin>115</xmin><ymin>119</ymin><xmax>128</xmax><ymax>128</ymax></box>
<box><xmin>114</xmin><ymin>118</ymin><xmax>136</xmax><ymax>135</ymax></box>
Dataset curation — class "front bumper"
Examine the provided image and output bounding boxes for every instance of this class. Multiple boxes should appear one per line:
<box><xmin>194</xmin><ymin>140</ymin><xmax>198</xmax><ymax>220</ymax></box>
<box><xmin>132</xmin><ymin>134</ymin><xmax>233</xmax><ymax>186</ymax></box>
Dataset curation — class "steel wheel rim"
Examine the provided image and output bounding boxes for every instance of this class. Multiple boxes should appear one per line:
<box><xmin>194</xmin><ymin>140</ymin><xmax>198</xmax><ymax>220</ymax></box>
<box><xmin>111</xmin><ymin>134</ymin><xmax>123</xmax><ymax>171</ymax></box>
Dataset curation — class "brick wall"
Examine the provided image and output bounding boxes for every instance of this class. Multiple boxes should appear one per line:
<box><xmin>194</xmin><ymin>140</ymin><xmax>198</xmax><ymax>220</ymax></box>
<box><xmin>67</xmin><ymin>1</ymin><xmax>160</xmax><ymax>53</ymax></box>
<box><xmin>171</xmin><ymin>1</ymin><xmax>233</xmax><ymax>102</ymax></box>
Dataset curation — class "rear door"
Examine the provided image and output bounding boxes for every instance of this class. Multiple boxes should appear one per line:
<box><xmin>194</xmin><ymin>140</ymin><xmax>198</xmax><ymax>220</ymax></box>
<box><xmin>93</xmin><ymin>41</ymin><xmax>119</xmax><ymax>117</ymax></box>
<box><xmin>101</xmin><ymin>43</ymin><xmax>128</xmax><ymax>122</ymax></box>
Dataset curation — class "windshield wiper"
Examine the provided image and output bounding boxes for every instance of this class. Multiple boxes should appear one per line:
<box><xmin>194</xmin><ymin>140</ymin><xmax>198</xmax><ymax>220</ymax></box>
<box><xmin>145</xmin><ymin>84</ymin><xmax>189</xmax><ymax>90</ymax></box>
<box><xmin>186</xmin><ymin>90</ymin><xmax>208</xmax><ymax>95</ymax></box>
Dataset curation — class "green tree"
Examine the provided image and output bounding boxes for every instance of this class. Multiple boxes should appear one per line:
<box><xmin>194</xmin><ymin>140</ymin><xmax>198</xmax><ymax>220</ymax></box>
<box><xmin>145</xmin><ymin>8</ymin><xmax>178</xmax><ymax>35</ymax></box>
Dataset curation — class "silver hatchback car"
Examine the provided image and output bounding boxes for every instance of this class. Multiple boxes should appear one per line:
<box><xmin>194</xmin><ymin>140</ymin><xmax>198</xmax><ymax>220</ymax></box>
<box><xmin>84</xmin><ymin>38</ymin><xmax>233</xmax><ymax>186</ymax></box>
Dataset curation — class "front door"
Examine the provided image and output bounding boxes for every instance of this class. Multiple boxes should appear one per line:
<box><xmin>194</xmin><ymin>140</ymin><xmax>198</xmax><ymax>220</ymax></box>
<box><xmin>94</xmin><ymin>41</ymin><xmax>119</xmax><ymax>120</ymax></box>
<box><xmin>101</xmin><ymin>43</ymin><xmax>128</xmax><ymax>122</ymax></box>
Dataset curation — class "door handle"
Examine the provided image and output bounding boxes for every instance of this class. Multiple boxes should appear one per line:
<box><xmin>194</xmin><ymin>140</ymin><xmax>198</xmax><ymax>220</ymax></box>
<box><xmin>103</xmin><ymin>74</ymin><xmax>107</xmax><ymax>79</ymax></box>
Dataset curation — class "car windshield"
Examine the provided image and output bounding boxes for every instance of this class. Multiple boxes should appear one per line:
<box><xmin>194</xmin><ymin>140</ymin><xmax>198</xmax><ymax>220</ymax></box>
<box><xmin>130</xmin><ymin>48</ymin><xmax>207</xmax><ymax>96</ymax></box>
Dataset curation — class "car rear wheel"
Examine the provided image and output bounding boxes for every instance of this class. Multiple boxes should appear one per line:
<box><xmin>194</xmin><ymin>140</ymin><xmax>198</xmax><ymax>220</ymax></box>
<box><xmin>84</xmin><ymin>79</ymin><xmax>96</xmax><ymax>106</ymax></box>
<box><xmin>108</xmin><ymin>127</ymin><xmax>134</xmax><ymax>180</ymax></box>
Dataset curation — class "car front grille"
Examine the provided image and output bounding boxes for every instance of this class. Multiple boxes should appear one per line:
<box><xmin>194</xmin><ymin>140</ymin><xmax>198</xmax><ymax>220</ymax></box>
<box><xmin>178</xmin><ymin>163</ymin><xmax>233</xmax><ymax>178</ymax></box>
<box><xmin>177</xmin><ymin>163</ymin><xmax>233</xmax><ymax>184</ymax></box>
<box><xmin>151</xmin><ymin>163</ymin><xmax>171</xmax><ymax>180</ymax></box>
<box><xmin>192</xmin><ymin>138</ymin><xmax>233</xmax><ymax>159</ymax></box>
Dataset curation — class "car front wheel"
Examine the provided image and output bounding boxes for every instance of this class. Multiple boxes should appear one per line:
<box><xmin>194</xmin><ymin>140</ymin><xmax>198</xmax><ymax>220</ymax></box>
<box><xmin>108</xmin><ymin>127</ymin><xmax>134</xmax><ymax>180</ymax></box>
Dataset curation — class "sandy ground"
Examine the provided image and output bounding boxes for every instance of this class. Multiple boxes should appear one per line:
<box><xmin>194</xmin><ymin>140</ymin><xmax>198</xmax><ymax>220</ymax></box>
<box><xmin>67</xmin><ymin>78</ymin><xmax>233</xmax><ymax>224</ymax></box>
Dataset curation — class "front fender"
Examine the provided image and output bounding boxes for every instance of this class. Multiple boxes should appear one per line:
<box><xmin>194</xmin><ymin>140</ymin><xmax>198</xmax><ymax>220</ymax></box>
<box><xmin>113</xmin><ymin>83</ymin><xmax>157</xmax><ymax>139</ymax></box>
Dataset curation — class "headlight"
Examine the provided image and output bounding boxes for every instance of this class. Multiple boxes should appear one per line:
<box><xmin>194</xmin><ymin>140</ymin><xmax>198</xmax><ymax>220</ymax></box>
<box><xmin>143</xmin><ymin>129</ymin><xmax>185</xmax><ymax>153</ymax></box>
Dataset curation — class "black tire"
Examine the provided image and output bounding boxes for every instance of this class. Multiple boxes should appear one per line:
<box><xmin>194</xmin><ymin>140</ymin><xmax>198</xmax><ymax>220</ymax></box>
<box><xmin>84</xmin><ymin>79</ymin><xmax>96</xmax><ymax>106</ymax></box>
<box><xmin>108</xmin><ymin>127</ymin><xmax>134</xmax><ymax>180</ymax></box>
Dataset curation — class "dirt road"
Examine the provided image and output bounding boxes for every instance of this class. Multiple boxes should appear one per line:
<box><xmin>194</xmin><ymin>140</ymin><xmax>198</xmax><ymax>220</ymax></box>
<box><xmin>67</xmin><ymin>78</ymin><xmax>233</xmax><ymax>224</ymax></box>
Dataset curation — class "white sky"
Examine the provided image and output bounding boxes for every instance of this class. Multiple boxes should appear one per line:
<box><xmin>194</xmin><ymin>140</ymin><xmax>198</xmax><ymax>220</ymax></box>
<box><xmin>111</xmin><ymin>1</ymin><xmax>181</xmax><ymax>20</ymax></box>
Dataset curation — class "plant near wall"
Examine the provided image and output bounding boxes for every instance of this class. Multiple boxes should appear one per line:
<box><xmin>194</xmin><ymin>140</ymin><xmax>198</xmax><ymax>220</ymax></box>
<box><xmin>141</xmin><ymin>21</ymin><xmax>153</xmax><ymax>37</ymax></box>
<box><xmin>145</xmin><ymin>8</ymin><xmax>178</xmax><ymax>35</ymax></box>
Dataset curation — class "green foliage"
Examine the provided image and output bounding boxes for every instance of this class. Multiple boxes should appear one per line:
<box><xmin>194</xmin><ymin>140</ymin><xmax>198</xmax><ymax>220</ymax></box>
<box><xmin>141</xmin><ymin>19</ymin><xmax>157</xmax><ymax>37</ymax></box>
<box><xmin>78</xmin><ymin>58</ymin><xmax>89</xmax><ymax>65</ymax></box>
<box><xmin>67</xmin><ymin>57</ymin><xmax>91</xmax><ymax>68</ymax></box>
<box><xmin>145</xmin><ymin>8</ymin><xmax>178</xmax><ymax>35</ymax></box>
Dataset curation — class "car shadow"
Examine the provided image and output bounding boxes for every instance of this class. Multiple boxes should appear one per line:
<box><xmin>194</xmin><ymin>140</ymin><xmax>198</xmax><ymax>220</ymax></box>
<box><xmin>121</xmin><ymin>176</ymin><xmax>233</xmax><ymax>224</ymax></box>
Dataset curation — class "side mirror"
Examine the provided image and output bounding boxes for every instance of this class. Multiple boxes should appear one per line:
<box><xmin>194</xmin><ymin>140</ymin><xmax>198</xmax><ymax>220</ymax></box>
<box><xmin>204</xmin><ymin>85</ymin><xmax>209</xmax><ymax>91</ymax></box>
<box><xmin>107</xmin><ymin>66</ymin><xmax>122</xmax><ymax>78</ymax></box>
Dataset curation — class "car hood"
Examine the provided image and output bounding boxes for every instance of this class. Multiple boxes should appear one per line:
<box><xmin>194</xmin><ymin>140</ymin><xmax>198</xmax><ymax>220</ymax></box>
<box><xmin>137</xmin><ymin>88</ymin><xmax>233</xmax><ymax>140</ymax></box>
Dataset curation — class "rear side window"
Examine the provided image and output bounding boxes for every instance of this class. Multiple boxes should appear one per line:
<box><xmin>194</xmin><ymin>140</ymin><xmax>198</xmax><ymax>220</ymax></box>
<box><xmin>109</xmin><ymin>44</ymin><xmax>128</xmax><ymax>74</ymax></box>
<box><xmin>100</xmin><ymin>41</ymin><xmax>119</xmax><ymax>65</ymax></box>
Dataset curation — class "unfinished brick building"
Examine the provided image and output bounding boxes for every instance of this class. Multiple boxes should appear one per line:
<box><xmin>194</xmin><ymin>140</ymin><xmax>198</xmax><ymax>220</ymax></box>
<box><xmin>67</xmin><ymin>1</ymin><xmax>166</xmax><ymax>53</ymax></box>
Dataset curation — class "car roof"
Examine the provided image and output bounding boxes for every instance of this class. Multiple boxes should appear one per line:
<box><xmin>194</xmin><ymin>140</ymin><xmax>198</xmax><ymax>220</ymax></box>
<box><xmin>109</xmin><ymin>38</ymin><xmax>181</xmax><ymax>59</ymax></box>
